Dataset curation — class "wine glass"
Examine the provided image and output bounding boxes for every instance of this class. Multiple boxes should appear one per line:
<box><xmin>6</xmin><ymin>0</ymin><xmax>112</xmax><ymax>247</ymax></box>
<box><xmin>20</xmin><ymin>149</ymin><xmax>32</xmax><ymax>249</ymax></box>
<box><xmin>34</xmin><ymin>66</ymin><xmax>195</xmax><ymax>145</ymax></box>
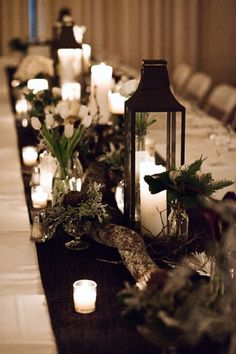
<box><xmin>64</xmin><ymin>221</ymin><xmax>90</xmax><ymax>251</ymax></box>
<box><xmin>209</xmin><ymin>127</ymin><xmax>231</xmax><ymax>166</ymax></box>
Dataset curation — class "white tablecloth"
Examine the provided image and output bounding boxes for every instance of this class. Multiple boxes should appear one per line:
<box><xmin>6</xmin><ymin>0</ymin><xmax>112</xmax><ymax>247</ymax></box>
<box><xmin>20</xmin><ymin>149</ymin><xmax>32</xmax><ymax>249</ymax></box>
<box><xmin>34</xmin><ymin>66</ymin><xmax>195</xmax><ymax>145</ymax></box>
<box><xmin>148</xmin><ymin>108</ymin><xmax>236</xmax><ymax>200</ymax></box>
<box><xmin>0</xmin><ymin>95</ymin><xmax>57</xmax><ymax>354</ymax></box>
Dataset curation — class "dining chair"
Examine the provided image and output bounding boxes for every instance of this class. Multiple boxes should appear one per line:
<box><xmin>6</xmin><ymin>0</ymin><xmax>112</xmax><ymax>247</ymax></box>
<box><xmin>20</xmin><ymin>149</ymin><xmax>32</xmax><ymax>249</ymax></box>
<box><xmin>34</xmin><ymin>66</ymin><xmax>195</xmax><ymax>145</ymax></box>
<box><xmin>171</xmin><ymin>63</ymin><xmax>192</xmax><ymax>95</ymax></box>
<box><xmin>204</xmin><ymin>83</ymin><xmax>236</xmax><ymax>124</ymax></box>
<box><xmin>181</xmin><ymin>71</ymin><xmax>213</xmax><ymax>107</ymax></box>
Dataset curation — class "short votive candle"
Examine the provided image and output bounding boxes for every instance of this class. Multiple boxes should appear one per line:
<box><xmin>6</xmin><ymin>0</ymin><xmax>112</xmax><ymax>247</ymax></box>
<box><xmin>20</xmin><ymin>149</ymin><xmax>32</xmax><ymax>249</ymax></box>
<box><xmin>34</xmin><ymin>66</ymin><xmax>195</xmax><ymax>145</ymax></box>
<box><xmin>31</xmin><ymin>186</ymin><xmax>48</xmax><ymax>209</ymax></box>
<box><xmin>22</xmin><ymin>146</ymin><xmax>38</xmax><ymax>167</ymax></box>
<box><xmin>73</xmin><ymin>279</ymin><xmax>97</xmax><ymax>314</ymax></box>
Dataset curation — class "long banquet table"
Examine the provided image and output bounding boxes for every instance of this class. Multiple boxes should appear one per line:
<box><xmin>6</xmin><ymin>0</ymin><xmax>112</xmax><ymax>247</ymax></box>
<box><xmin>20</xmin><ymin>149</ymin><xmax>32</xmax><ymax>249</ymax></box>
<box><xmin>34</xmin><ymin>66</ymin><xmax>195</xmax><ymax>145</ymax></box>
<box><xmin>0</xmin><ymin>89</ymin><xmax>236</xmax><ymax>353</ymax></box>
<box><xmin>0</xmin><ymin>94</ymin><xmax>57</xmax><ymax>353</ymax></box>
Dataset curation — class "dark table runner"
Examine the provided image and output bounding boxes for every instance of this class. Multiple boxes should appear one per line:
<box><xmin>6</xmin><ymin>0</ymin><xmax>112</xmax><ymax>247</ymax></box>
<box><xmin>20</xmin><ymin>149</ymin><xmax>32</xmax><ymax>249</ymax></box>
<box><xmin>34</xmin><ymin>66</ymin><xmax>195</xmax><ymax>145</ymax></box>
<box><xmin>36</xmin><ymin>231</ymin><xmax>160</xmax><ymax>354</ymax></box>
<box><xmin>15</xmin><ymin>122</ymin><xmax>160</xmax><ymax>353</ymax></box>
<box><xmin>16</xmin><ymin>119</ymin><xmax>225</xmax><ymax>354</ymax></box>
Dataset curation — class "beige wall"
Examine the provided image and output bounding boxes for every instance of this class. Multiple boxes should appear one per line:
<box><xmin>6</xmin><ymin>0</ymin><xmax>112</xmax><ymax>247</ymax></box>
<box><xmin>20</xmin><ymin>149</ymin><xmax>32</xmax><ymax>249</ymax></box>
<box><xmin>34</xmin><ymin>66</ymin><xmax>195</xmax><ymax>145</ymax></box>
<box><xmin>0</xmin><ymin>0</ymin><xmax>235</xmax><ymax>86</ymax></box>
<box><xmin>199</xmin><ymin>0</ymin><xmax>236</xmax><ymax>86</ymax></box>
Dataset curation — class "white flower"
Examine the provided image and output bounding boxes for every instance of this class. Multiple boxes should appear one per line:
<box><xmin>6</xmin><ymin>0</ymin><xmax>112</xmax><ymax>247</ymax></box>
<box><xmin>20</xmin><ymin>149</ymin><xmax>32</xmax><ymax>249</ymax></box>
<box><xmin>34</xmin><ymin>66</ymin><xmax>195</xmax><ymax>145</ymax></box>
<box><xmin>169</xmin><ymin>170</ymin><xmax>181</xmax><ymax>182</ymax></box>
<box><xmin>45</xmin><ymin>113</ymin><xmax>55</xmax><ymax>128</ymax></box>
<box><xmin>187</xmin><ymin>252</ymin><xmax>215</xmax><ymax>277</ymax></box>
<box><xmin>79</xmin><ymin>105</ymin><xmax>89</xmax><ymax>119</ymax></box>
<box><xmin>195</xmin><ymin>170</ymin><xmax>204</xmax><ymax>178</ymax></box>
<box><xmin>52</xmin><ymin>87</ymin><xmax>61</xmax><ymax>97</ymax></box>
<box><xmin>31</xmin><ymin>116</ymin><xmax>41</xmax><ymax>130</ymax></box>
<box><xmin>180</xmin><ymin>164</ymin><xmax>189</xmax><ymax>171</ymax></box>
<box><xmin>64</xmin><ymin>123</ymin><xmax>74</xmax><ymax>138</ymax></box>
<box><xmin>119</xmin><ymin>79</ymin><xmax>139</xmax><ymax>98</ymax></box>
<box><xmin>81</xmin><ymin>114</ymin><xmax>92</xmax><ymax>128</ymax></box>
<box><xmin>56</xmin><ymin>101</ymin><xmax>69</xmax><ymax>119</ymax></box>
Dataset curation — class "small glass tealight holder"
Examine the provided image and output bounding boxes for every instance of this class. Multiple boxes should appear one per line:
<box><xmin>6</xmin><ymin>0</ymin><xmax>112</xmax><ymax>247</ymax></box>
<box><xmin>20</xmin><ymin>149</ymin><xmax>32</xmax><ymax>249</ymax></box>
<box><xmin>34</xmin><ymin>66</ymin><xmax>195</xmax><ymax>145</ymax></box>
<box><xmin>73</xmin><ymin>279</ymin><xmax>97</xmax><ymax>314</ymax></box>
<box><xmin>31</xmin><ymin>186</ymin><xmax>48</xmax><ymax>209</ymax></box>
<box><xmin>22</xmin><ymin>146</ymin><xmax>38</xmax><ymax>167</ymax></box>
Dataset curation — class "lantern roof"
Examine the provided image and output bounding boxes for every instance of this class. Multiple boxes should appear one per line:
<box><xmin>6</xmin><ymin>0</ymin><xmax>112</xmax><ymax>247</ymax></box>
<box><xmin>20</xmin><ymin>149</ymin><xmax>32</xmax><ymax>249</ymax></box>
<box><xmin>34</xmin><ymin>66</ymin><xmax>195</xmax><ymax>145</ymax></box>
<box><xmin>57</xmin><ymin>23</ymin><xmax>82</xmax><ymax>49</ymax></box>
<box><xmin>125</xmin><ymin>59</ymin><xmax>185</xmax><ymax>112</ymax></box>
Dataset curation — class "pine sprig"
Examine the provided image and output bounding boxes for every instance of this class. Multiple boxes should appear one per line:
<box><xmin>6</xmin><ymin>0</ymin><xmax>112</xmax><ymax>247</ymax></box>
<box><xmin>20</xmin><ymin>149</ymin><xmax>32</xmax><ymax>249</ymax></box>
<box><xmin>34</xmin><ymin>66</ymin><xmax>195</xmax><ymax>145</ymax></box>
<box><xmin>144</xmin><ymin>157</ymin><xmax>234</xmax><ymax>209</ymax></box>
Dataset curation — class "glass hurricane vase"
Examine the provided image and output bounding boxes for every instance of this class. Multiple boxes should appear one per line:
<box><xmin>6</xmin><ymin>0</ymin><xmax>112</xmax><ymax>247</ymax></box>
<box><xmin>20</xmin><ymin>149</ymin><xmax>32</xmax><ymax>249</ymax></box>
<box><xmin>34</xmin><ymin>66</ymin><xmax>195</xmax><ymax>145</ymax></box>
<box><xmin>52</xmin><ymin>163</ymin><xmax>70</xmax><ymax>206</ymax></box>
<box><xmin>64</xmin><ymin>221</ymin><xmax>90</xmax><ymax>251</ymax></box>
<box><xmin>168</xmin><ymin>201</ymin><xmax>189</xmax><ymax>239</ymax></box>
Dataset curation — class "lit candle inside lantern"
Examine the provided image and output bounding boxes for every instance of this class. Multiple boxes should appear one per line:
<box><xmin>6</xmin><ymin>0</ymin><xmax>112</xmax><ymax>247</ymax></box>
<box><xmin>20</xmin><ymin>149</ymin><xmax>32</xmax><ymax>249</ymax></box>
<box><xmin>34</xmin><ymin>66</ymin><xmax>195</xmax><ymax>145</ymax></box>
<box><xmin>61</xmin><ymin>82</ymin><xmax>81</xmax><ymax>101</ymax></box>
<box><xmin>108</xmin><ymin>91</ymin><xmax>125</xmax><ymax>115</ymax></box>
<box><xmin>31</xmin><ymin>185</ymin><xmax>48</xmax><ymax>209</ymax></box>
<box><xmin>82</xmin><ymin>44</ymin><xmax>91</xmax><ymax>73</ymax></box>
<box><xmin>22</xmin><ymin>146</ymin><xmax>38</xmax><ymax>167</ymax></box>
<box><xmin>140</xmin><ymin>162</ymin><xmax>166</xmax><ymax>236</ymax></box>
<box><xmin>89</xmin><ymin>63</ymin><xmax>113</xmax><ymax>124</ymax></box>
<box><xmin>58</xmin><ymin>48</ymin><xmax>82</xmax><ymax>85</ymax></box>
<box><xmin>39</xmin><ymin>152</ymin><xmax>57</xmax><ymax>200</ymax></box>
<box><xmin>27</xmin><ymin>78</ymin><xmax>49</xmax><ymax>93</ymax></box>
<box><xmin>15</xmin><ymin>97</ymin><xmax>28</xmax><ymax>116</ymax></box>
<box><xmin>73</xmin><ymin>279</ymin><xmax>97</xmax><ymax>314</ymax></box>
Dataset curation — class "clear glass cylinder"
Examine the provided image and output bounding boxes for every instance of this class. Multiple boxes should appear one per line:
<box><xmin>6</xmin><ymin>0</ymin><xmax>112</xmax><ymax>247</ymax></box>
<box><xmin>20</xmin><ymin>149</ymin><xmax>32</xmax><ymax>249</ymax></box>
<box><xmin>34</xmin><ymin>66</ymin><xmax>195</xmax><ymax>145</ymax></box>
<box><xmin>168</xmin><ymin>202</ymin><xmax>189</xmax><ymax>239</ymax></box>
<box><xmin>52</xmin><ymin>163</ymin><xmax>70</xmax><ymax>206</ymax></box>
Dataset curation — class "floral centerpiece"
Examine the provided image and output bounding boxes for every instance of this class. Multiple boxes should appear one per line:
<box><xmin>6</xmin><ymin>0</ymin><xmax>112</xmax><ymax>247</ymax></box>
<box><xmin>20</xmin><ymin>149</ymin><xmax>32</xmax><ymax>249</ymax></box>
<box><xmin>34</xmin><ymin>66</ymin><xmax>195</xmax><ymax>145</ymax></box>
<box><xmin>40</xmin><ymin>182</ymin><xmax>109</xmax><ymax>250</ymax></box>
<box><xmin>144</xmin><ymin>156</ymin><xmax>233</xmax><ymax>209</ymax></box>
<box><xmin>144</xmin><ymin>156</ymin><xmax>233</xmax><ymax>237</ymax></box>
<box><xmin>118</xmin><ymin>194</ymin><xmax>236</xmax><ymax>352</ymax></box>
<box><xmin>25</xmin><ymin>88</ymin><xmax>92</xmax><ymax>202</ymax></box>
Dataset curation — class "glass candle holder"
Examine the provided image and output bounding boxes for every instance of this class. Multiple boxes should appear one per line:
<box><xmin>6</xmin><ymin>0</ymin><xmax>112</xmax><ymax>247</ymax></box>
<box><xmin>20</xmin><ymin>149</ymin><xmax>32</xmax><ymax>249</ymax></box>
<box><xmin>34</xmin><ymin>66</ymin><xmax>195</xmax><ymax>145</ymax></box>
<box><xmin>31</xmin><ymin>186</ymin><xmax>48</xmax><ymax>209</ymax></box>
<box><xmin>22</xmin><ymin>146</ymin><xmax>38</xmax><ymax>167</ymax></box>
<box><xmin>73</xmin><ymin>279</ymin><xmax>97</xmax><ymax>314</ymax></box>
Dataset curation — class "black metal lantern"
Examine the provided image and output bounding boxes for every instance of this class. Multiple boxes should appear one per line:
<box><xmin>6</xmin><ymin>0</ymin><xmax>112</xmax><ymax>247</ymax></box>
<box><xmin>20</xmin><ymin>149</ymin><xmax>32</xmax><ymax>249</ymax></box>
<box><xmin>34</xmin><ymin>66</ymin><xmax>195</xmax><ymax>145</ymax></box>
<box><xmin>56</xmin><ymin>20</ymin><xmax>83</xmax><ymax>87</ymax></box>
<box><xmin>124</xmin><ymin>59</ymin><xmax>185</xmax><ymax>233</ymax></box>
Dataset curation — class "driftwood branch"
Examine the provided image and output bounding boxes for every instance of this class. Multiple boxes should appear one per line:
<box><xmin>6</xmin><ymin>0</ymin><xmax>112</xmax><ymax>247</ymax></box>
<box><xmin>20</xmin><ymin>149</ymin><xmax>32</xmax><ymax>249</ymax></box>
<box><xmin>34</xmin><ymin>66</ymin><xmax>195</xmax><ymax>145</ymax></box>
<box><xmin>83</xmin><ymin>161</ymin><xmax>159</xmax><ymax>283</ymax></box>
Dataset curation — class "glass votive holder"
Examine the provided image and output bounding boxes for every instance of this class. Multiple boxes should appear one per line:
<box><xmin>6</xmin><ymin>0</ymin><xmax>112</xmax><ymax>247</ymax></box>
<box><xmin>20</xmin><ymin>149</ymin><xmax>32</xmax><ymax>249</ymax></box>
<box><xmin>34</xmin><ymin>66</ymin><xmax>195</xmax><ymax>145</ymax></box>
<box><xmin>22</xmin><ymin>146</ymin><xmax>38</xmax><ymax>167</ymax></box>
<box><xmin>31</xmin><ymin>186</ymin><xmax>48</xmax><ymax>209</ymax></box>
<box><xmin>73</xmin><ymin>279</ymin><xmax>97</xmax><ymax>314</ymax></box>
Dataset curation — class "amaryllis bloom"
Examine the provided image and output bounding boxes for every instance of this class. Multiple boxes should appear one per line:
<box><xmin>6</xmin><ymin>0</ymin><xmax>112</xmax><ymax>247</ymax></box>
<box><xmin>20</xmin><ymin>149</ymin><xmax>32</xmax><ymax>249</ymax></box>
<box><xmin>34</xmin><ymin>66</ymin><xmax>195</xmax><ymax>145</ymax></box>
<box><xmin>45</xmin><ymin>113</ymin><xmax>55</xmax><ymax>128</ymax></box>
<box><xmin>81</xmin><ymin>114</ymin><xmax>92</xmax><ymax>128</ymax></box>
<box><xmin>64</xmin><ymin>123</ymin><xmax>74</xmax><ymax>138</ymax></box>
<box><xmin>79</xmin><ymin>105</ymin><xmax>89</xmax><ymax>119</ymax></box>
<box><xmin>31</xmin><ymin>116</ymin><xmax>41</xmax><ymax>130</ymax></box>
<box><xmin>119</xmin><ymin>79</ymin><xmax>139</xmax><ymax>98</ymax></box>
<box><xmin>56</xmin><ymin>101</ymin><xmax>69</xmax><ymax>119</ymax></box>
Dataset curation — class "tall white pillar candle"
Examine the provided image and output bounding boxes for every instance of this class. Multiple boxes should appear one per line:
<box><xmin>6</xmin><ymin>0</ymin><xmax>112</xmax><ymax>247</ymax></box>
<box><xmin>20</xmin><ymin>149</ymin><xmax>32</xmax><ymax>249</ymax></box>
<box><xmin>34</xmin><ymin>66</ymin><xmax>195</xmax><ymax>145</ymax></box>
<box><xmin>140</xmin><ymin>162</ymin><xmax>166</xmax><ymax>236</ymax></box>
<box><xmin>108</xmin><ymin>91</ymin><xmax>125</xmax><ymax>115</ymax></box>
<box><xmin>61</xmin><ymin>82</ymin><xmax>81</xmax><ymax>101</ymax></box>
<box><xmin>82</xmin><ymin>44</ymin><xmax>91</xmax><ymax>73</ymax></box>
<box><xmin>89</xmin><ymin>63</ymin><xmax>113</xmax><ymax>124</ymax></box>
<box><xmin>58</xmin><ymin>48</ymin><xmax>82</xmax><ymax>85</ymax></box>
